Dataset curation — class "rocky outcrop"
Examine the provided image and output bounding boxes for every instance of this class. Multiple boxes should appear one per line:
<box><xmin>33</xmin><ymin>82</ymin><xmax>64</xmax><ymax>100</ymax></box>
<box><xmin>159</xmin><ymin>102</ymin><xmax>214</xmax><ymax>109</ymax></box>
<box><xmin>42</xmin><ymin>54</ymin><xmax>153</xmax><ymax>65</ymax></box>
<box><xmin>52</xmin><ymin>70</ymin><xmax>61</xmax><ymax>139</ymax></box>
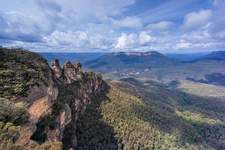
<box><xmin>74</xmin><ymin>61</ymin><xmax>82</xmax><ymax>72</ymax></box>
<box><xmin>14</xmin><ymin>58</ymin><xmax>104</xmax><ymax>149</ymax></box>
<box><xmin>51</xmin><ymin>59</ymin><xmax>63</xmax><ymax>78</ymax></box>
<box><xmin>60</xmin><ymin>60</ymin><xmax>84</xmax><ymax>84</ymax></box>
<box><xmin>48</xmin><ymin>59</ymin><xmax>105</xmax><ymax>149</ymax></box>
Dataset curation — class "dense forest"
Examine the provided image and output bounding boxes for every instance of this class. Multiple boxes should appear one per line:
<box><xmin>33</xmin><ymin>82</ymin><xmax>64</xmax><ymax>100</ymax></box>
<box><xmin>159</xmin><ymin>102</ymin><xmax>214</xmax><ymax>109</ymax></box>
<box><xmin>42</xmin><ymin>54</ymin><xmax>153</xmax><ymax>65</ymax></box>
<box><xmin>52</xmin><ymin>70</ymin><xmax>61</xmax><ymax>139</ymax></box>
<box><xmin>74</xmin><ymin>79</ymin><xmax>225</xmax><ymax>149</ymax></box>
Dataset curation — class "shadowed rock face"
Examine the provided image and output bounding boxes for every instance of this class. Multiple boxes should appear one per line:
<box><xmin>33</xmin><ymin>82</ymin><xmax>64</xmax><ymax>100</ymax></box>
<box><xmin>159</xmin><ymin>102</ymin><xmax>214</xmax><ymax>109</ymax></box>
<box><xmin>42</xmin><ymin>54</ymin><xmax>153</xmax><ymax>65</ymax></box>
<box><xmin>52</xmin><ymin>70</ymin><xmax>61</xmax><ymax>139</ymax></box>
<box><xmin>56</xmin><ymin>104</ymin><xmax>71</xmax><ymax>141</ymax></box>
<box><xmin>15</xmin><ymin>63</ymin><xmax>59</xmax><ymax>149</ymax></box>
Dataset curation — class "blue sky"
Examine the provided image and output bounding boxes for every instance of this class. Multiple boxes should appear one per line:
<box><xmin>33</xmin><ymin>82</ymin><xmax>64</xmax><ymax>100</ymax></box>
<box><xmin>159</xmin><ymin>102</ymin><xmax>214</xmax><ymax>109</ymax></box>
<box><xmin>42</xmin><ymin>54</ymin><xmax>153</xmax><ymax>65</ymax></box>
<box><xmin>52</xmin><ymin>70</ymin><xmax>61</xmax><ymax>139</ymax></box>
<box><xmin>0</xmin><ymin>0</ymin><xmax>225</xmax><ymax>53</ymax></box>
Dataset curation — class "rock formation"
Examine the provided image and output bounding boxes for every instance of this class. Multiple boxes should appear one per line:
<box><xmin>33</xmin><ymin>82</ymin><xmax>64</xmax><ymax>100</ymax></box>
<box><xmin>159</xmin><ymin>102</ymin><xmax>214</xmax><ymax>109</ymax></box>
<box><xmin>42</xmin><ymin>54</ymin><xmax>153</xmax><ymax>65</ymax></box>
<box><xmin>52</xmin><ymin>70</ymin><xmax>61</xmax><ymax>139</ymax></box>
<box><xmin>61</xmin><ymin>60</ymin><xmax>84</xmax><ymax>84</ymax></box>
<box><xmin>14</xmin><ymin>58</ymin><xmax>104</xmax><ymax>149</ymax></box>
<box><xmin>51</xmin><ymin>59</ymin><xmax>63</xmax><ymax>78</ymax></box>
<box><xmin>74</xmin><ymin>61</ymin><xmax>82</xmax><ymax>72</ymax></box>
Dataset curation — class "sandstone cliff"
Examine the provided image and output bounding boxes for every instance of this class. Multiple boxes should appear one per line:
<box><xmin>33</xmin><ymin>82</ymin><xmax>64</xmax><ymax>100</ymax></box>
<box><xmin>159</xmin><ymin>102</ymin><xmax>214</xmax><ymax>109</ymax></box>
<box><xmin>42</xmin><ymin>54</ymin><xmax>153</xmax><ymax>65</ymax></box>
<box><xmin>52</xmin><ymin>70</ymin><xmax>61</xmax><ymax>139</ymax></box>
<box><xmin>12</xmin><ymin>58</ymin><xmax>104</xmax><ymax>149</ymax></box>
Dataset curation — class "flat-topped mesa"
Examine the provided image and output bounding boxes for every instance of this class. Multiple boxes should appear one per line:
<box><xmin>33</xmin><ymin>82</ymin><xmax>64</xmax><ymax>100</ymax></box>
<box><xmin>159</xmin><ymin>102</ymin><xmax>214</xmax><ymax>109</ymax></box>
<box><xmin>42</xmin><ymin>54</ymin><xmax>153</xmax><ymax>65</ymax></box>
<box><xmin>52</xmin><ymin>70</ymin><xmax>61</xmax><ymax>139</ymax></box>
<box><xmin>51</xmin><ymin>59</ymin><xmax>63</xmax><ymax>78</ymax></box>
<box><xmin>105</xmin><ymin>51</ymin><xmax>163</xmax><ymax>56</ymax></box>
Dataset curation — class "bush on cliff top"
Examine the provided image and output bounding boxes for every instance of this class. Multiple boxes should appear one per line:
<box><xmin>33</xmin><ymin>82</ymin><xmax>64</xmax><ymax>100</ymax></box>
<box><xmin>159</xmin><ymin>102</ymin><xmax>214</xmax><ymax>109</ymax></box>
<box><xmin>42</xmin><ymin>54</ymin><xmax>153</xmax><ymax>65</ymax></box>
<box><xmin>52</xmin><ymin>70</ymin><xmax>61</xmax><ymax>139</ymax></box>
<box><xmin>0</xmin><ymin>98</ymin><xmax>29</xmax><ymax>126</ymax></box>
<box><xmin>0</xmin><ymin>46</ymin><xmax>50</xmax><ymax>98</ymax></box>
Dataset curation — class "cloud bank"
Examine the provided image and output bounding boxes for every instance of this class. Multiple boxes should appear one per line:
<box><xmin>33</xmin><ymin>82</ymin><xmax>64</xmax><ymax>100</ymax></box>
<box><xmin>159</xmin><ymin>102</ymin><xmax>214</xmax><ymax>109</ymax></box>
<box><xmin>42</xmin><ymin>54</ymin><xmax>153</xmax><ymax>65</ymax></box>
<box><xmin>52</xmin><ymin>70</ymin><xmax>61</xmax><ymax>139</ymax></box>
<box><xmin>0</xmin><ymin>0</ymin><xmax>225</xmax><ymax>53</ymax></box>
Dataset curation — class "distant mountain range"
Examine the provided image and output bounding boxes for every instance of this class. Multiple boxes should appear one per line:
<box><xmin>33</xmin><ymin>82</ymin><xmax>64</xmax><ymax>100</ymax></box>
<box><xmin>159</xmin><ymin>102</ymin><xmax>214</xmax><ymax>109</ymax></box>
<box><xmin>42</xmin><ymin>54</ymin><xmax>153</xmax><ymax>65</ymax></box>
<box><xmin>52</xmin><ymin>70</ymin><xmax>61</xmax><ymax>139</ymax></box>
<box><xmin>39</xmin><ymin>51</ymin><xmax>225</xmax><ymax>68</ymax></box>
<box><xmin>195</xmin><ymin>51</ymin><xmax>225</xmax><ymax>60</ymax></box>
<box><xmin>164</xmin><ymin>52</ymin><xmax>210</xmax><ymax>61</ymax></box>
<box><xmin>164</xmin><ymin>51</ymin><xmax>225</xmax><ymax>61</ymax></box>
<box><xmin>38</xmin><ymin>52</ymin><xmax>105</xmax><ymax>67</ymax></box>
<box><xmin>83</xmin><ymin>51</ymin><xmax>181</xmax><ymax>73</ymax></box>
<box><xmin>82</xmin><ymin>51</ymin><xmax>225</xmax><ymax>85</ymax></box>
<box><xmin>38</xmin><ymin>51</ymin><xmax>225</xmax><ymax>85</ymax></box>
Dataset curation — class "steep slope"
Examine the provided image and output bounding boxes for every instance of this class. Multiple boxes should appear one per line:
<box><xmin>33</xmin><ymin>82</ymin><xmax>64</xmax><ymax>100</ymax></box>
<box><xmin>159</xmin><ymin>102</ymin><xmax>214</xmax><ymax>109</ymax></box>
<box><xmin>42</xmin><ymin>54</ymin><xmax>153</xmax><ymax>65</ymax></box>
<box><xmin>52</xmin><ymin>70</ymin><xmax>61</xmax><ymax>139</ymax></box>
<box><xmin>74</xmin><ymin>79</ymin><xmax>225</xmax><ymax>149</ymax></box>
<box><xmin>0</xmin><ymin>47</ymin><xmax>104</xmax><ymax>149</ymax></box>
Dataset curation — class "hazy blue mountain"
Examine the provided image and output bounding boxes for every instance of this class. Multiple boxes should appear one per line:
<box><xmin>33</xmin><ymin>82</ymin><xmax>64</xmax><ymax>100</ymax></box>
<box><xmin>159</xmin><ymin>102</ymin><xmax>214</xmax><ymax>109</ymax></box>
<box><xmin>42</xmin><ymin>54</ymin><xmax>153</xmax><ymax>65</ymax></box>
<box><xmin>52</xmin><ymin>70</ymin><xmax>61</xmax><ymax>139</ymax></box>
<box><xmin>83</xmin><ymin>51</ymin><xmax>225</xmax><ymax>85</ymax></box>
<box><xmin>195</xmin><ymin>51</ymin><xmax>225</xmax><ymax>60</ymax></box>
<box><xmin>39</xmin><ymin>52</ymin><xmax>105</xmax><ymax>67</ymax></box>
<box><xmin>164</xmin><ymin>52</ymin><xmax>210</xmax><ymax>61</ymax></box>
<box><xmin>83</xmin><ymin>51</ymin><xmax>181</xmax><ymax>73</ymax></box>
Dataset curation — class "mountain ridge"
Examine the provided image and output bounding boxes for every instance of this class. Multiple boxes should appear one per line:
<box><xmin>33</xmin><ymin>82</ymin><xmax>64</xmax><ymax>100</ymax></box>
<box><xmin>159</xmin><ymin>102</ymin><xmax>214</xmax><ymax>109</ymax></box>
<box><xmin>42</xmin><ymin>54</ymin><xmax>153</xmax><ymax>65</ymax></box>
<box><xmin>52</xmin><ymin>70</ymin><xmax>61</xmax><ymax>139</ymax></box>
<box><xmin>195</xmin><ymin>50</ymin><xmax>225</xmax><ymax>60</ymax></box>
<box><xmin>83</xmin><ymin>51</ymin><xmax>225</xmax><ymax>85</ymax></box>
<box><xmin>105</xmin><ymin>51</ymin><xmax>163</xmax><ymax>56</ymax></box>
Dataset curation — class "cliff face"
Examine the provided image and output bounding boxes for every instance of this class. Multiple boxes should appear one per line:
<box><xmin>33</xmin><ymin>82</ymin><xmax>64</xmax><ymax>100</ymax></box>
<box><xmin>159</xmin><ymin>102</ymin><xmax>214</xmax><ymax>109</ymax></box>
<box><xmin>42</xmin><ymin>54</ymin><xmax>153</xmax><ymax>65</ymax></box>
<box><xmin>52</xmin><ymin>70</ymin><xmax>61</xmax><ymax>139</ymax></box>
<box><xmin>14</xmin><ymin>58</ymin><xmax>104</xmax><ymax>149</ymax></box>
<box><xmin>11</xmin><ymin>59</ymin><xmax>59</xmax><ymax>148</ymax></box>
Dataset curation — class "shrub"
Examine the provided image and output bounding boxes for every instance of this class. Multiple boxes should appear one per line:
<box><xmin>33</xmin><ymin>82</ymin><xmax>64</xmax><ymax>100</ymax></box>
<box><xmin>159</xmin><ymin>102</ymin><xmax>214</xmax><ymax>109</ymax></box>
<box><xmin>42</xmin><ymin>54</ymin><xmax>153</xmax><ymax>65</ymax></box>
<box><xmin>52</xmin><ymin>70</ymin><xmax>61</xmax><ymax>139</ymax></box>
<box><xmin>0</xmin><ymin>98</ymin><xmax>29</xmax><ymax>125</ymax></box>
<box><xmin>0</xmin><ymin>122</ymin><xmax>21</xmax><ymax>150</ymax></box>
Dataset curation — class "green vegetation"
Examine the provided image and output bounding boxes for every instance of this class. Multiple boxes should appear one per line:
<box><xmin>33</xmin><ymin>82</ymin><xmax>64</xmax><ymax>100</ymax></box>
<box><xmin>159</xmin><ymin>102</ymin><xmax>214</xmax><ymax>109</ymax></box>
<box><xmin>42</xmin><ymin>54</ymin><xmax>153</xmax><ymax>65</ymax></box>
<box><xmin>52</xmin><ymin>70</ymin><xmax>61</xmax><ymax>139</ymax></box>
<box><xmin>175</xmin><ymin>80</ymin><xmax>225</xmax><ymax>99</ymax></box>
<box><xmin>0</xmin><ymin>46</ymin><xmax>50</xmax><ymax>98</ymax></box>
<box><xmin>75</xmin><ymin>84</ymin><xmax>118</xmax><ymax>150</ymax></box>
<box><xmin>0</xmin><ymin>121</ymin><xmax>63</xmax><ymax>150</ymax></box>
<box><xmin>0</xmin><ymin>98</ymin><xmax>30</xmax><ymax>125</ymax></box>
<box><xmin>52</xmin><ymin>82</ymin><xmax>82</xmax><ymax>116</ymax></box>
<box><xmin>86</xmin><ymin>71</ymin><xmax>102</xmax><ymax>79</ymax></box>
<box><xmin>26</xmin><ymin>141</ymin><xmax>62</xmax><ymax>150</ymax></box>
<box><xmin>75</xmin><ymin>79</ymin><xmax>225</xmax><ymax>149</ymax></box>
<box><xmin>0</xmin><ymin>122</ymin><xmax>21</xmax><ymax>150</ymax></box>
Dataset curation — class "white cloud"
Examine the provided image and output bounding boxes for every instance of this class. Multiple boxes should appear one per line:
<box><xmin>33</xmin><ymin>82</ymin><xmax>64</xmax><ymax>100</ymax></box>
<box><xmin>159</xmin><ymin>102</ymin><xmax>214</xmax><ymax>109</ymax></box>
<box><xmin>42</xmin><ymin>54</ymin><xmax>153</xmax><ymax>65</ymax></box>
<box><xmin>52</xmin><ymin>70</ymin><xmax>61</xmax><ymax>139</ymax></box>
<box><xmin>115</xmin><ymin>32</ymin><xmax>158</xmax><ymax>49</ymax></box>
<box><xmin>139</xmin><ymin>31</ymin><xmax>157</xmax><ymax>45</ymax></box>
<box><xmin>0</xmin><ymin>11</ymin><xmax>44</xmax><ymax>42</ymax></box>
<box><xmin>48</xmin><ymin>30</ymin><xmax>112</xmax><ymax>50</ymax></box>
<box><xmin>111</xmin><ymin>16</ymin><xmax>142</xmax><ymax>29</ymax></box>
<box><xmin>145</xmin><ymin>21</ymin><xmax>174</xmax><ymax>31</ymax></box>
<box><xmin>173</xmin><ymin>40</ymin><xmax>192</xmax><ymax>49</ymax></box>
<box><xmin>1</xmin><ymin>0</ymin><xmax>225</xmax><ymax>53</ymax></box>
<box><xmin>180</xmin><ymin>9</ymin><xmax>212</xmax><ymax>32</ymax></box>
<box><xmin>87</xmin><ymin>23</ymin><xmax>115</xmax><ymax>35</ymax></box>
<box><xmin>208</xmin><ymin>0</ymin><xmax>225</xmax><ymax>39</ymax></box>
<box><xmin>115</xmin><ymin>33</ymin><xmax>138</xmax><ymax>48</ymax></box>
<box><xmin>58</xmin><ymin>0</ymin><xmax>135</xmax><ymax>24</ymax></box>
<box><xmin>0</xmin><ymin>0</ymin><xmax>77</xmax><ymax>43</ymax></box>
